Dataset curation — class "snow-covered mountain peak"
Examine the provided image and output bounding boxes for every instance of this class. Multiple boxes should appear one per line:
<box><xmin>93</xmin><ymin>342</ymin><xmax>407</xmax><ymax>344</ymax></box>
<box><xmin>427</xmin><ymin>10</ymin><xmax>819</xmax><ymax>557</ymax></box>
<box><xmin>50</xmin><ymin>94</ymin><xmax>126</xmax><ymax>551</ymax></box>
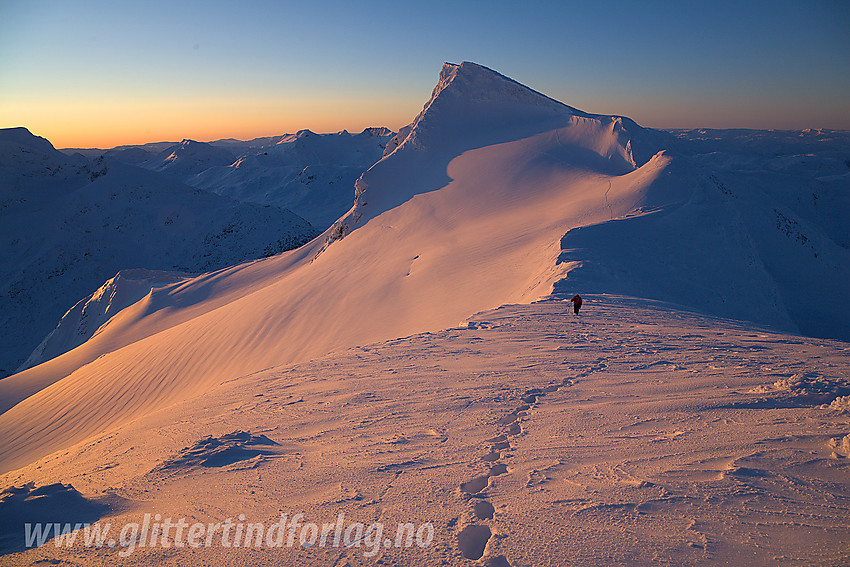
<box><xmin>174</xmin><ymin>139</ymin><xmax>209</xmax><ymax>151</ymax></box>
<box><xmin>155</xmin><ymin>139</ymin><xmax>236</xmax><ymax>175</ymax></box>
<box><xmin>169</xmin><ymin>139</ymin><xmax>222</xmax><ymax>154</ymax></box>
<box><xmin>0</xmin><ymin>127</ymin><xmax>59</xmax><ymax>155</ymax></box>
<box><xmin>2</xmin><ymin>62</ymin><xmax>849</xmax><ymax>497</ymax></box>
<box><xmin>395</xmin><ymin>61</ymin><xmax>583</xmax><ymax>153</ymax></box>
<box><xmin>0</xmin><ymin>127</ymin><xmax>93</xmax><ymax>194</ymax></box>
<box><xmin>336</xmin><ymin>62</ymin><xmax>659</xmax><ymax>237</ymax></box>
<box><xmin>376</xmin><ymin>61</ymin><xmax>659</xmax><ymax>166</ymax></box>
<box><xmin>432</xmin><ymin>61</ymin><xmax>576</xmax><ymax>110</ymax></box>
<box><xmin>361</xmin><ymin>127</ymin><xmax>393</xmax><ymax>137</ymax></box>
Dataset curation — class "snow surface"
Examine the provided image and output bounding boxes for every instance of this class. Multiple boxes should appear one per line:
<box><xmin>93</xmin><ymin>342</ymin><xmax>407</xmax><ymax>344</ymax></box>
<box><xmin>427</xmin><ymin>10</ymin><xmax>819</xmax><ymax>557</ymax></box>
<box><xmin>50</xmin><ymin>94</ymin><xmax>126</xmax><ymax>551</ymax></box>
<box><xmin>0</xmin><ymin>127</ymin><xmax>317</xmax><ymax>377</ymax></box>
<box><xmin>2</xmin><ymin>298</ymin><xmax>849</xmax><ymax>565</ymax></box>
<box><xmin>17</xmin><ymin>269</ymin><xmax>190</xmax><ymax>373</ymax></box>
<box><xmin>150</xmin><ymin>139</ymin><xmax>237</xmax><ymax>177</ymax></box>
<box><xmin>1</xmin><ymin>62</ymin><xmax>848</xmax><ymax>565</ymax></box>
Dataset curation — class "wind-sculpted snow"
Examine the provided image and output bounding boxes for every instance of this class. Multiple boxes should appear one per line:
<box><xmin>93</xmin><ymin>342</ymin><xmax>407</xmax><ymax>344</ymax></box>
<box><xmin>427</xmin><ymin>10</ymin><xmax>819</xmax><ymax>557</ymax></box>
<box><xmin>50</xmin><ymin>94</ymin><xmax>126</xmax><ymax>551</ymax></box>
<box><xmin>554</xmin><ymin>136</ymin><xmax>850</xmax><ymax>342</ymax></box>
<box><xmin>150</xmin><ymin>431</ymin><xmax>282</xmax><ymax>474</ymax></box>
<box><xmin>17</xmin><ymin>269</ymin><xmax>190</xmax><ymax>373</ymax></box>
<box><xmin>0</xmin><ymin>482</ymin><xmax>114</xmax><ymax>554</ymax></box>
<box><xmin>2</xmin><ymin>299</ymin><xmax>848</xmax><ymax>564</ymax></box>
<box><xmin>333</xmin><ymin>62</ymin><xmax>666</xmax><ymax>236</ymax></box>
<box><xmin>0</xmin><ymin>63</ymin><xmax>674</xmax><ymax>473</ymax></box>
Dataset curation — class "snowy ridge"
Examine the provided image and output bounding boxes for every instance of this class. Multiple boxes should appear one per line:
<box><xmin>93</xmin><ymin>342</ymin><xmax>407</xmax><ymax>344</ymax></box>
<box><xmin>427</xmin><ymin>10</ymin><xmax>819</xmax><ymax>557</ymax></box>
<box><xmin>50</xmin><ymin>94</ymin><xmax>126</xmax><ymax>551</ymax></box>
<box><xmin>553</xmin><ymin>130</ymin><xmax>850</xmax><ymax>342</ymax></box>
<box><xmin>0</xmin><ymin>127</ymin><xmax>317</xmax><ymax>377</ymax></box>
<box><xmin>395</xmin><ymin>62</ymin><xmax>662</xmax><ymax>165</ymax></box>
<box><xmin>0</xmin><ymin>127</ymin><xmax>91</xmax><ymax>194</ymax></box>
<box><xmin>153</xmin><ymin>139</ymin><xmax>236</xmax><ymax>176</ymax></box>
<box><xmin>0</xmin><ymin>63</ymin><xmax>678</xmax><ymax>471</ymax></box>
<box><xmin>1</xmin><ymin>63</ymin><xmax>848</xmax><ymax>566</ymax></box>
<box><xmin>0</xmin><ymin>62</ymin><xmax>847</xmax><ymax>485</ymax></box>
<box><xmin>333</xmin><ymin>62</ymin><xmax>662</xmax><ymax>240</ymax></box>
<box><xmin>190</xmin><ymin>128</ymin><xmax>393</xmax><ymax>228</ymax></box>
<box><xmin>0</xmin><ymin>127</ymin><xmax>59</xmax><ymax>156</ymax></box>
<box><xmin>17</xmin><ymin>269</ymin><xmax>190</xmax><ymax>373</ymax></box>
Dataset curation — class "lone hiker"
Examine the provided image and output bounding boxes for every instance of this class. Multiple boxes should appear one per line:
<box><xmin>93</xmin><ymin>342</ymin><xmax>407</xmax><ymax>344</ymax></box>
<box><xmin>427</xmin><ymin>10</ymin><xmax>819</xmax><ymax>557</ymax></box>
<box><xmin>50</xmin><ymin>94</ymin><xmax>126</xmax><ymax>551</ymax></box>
<box><xmin>570</xmin><ymin>294</ymin><xmax>582</xmax><ymax>315</ymax></box>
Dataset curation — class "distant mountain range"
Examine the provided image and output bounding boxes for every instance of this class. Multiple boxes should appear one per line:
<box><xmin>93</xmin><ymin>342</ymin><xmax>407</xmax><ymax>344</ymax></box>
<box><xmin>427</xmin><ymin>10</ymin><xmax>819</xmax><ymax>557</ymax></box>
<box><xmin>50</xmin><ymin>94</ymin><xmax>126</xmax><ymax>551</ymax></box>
<box><xmin>66</xmin><ymin>127</ymin><xmax>395</xmax><ymax>229</ymax></box>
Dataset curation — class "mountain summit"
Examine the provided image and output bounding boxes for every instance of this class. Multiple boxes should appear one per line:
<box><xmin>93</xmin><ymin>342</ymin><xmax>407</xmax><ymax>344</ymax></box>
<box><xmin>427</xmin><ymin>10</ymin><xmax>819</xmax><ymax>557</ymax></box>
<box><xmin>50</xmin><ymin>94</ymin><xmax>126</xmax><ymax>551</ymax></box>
<box><xmin>1</xmin><ymin>64</ymin><xmax>848</xmax><ymax>566</ymax></box>
<box><xmin>0</xmin><ymin>127</ymin><xmax>59</xmax><ymax>155</ymax></box>
<box><xmin>337</xmin><ymin>61</ymin><xmax>658</xmax><ymax>235</ymax></box>
<box><xmin>400</xmin><ymin>61</ymin><xmax>582</xmax><ymax>149</ymax></box>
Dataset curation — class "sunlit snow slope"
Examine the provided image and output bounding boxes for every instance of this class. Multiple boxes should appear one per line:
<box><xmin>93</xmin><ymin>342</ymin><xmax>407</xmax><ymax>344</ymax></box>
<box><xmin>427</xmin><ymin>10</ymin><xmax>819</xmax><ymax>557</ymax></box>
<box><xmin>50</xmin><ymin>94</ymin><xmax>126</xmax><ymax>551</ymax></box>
<box><xmin>0</xmin><ymin>62</ymin><xmax>847</xmax><ymax>475</ymax></box>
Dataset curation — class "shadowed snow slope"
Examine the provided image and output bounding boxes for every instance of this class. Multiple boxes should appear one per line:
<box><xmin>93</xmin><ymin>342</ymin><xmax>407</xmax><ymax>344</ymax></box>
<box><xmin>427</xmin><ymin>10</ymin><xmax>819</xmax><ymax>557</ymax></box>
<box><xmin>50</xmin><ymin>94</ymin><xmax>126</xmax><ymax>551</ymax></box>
<box><xmin>0</xmin><ymin>127</ymin><xmax>318</xmax><ymax>379</ymax></box>
<box><xmin>17</xmin><ymin>269</ymin><xmax>191</xmax><ymax>373</ymax></box>
<box><xmin>0</xmin><ymin>62</ymin><xmax>847</xmax><ymax>476</ymax></box>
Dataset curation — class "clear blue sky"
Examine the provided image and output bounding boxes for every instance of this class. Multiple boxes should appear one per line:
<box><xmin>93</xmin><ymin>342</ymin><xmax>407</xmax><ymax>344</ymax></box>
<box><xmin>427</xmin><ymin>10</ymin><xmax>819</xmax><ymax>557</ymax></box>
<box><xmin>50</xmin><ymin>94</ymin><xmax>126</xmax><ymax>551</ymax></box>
<box><xmin>2</xmin><ymin>0</ymin><xmax>848</xmax><ymax>147</ymax></box>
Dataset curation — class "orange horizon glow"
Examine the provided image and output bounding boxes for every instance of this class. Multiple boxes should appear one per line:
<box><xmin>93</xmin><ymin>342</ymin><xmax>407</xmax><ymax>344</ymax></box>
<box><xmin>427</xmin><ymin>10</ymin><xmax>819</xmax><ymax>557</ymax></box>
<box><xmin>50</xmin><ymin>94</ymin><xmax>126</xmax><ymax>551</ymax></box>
<box><xmin>4</xmin><ymin>2</ymin><xmax>848</xmax><ymax>150</ymax></box>
<box><xmin>5</xmin><ymin>86</ymin><xmax>848</xmax><ymax>150</ymax></box>
<box><xmin>2</xmin><ymin>95</ymin><xmax>418</xmax><ymax>149</ymax></box>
